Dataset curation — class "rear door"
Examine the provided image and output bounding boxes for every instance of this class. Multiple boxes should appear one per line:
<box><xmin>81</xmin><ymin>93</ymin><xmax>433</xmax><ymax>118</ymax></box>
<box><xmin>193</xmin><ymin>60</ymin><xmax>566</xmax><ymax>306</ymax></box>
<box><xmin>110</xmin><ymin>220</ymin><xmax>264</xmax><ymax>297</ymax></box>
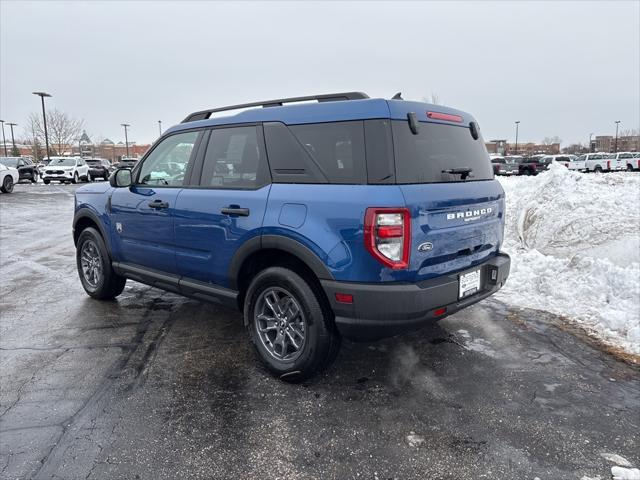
<box><xmin>173</xmin><ymin>125</ymin><xmax>271</xmax><ymax>287</ymax></box>
<box><xmin>390</xmin><ymin>120</ymin><xmax>504</xmax><ymax>283</ymax></box>
<box><xmin>110</xmin><ymin>130</ymin><xmax>201</xmax><ymax>275</ymax></box>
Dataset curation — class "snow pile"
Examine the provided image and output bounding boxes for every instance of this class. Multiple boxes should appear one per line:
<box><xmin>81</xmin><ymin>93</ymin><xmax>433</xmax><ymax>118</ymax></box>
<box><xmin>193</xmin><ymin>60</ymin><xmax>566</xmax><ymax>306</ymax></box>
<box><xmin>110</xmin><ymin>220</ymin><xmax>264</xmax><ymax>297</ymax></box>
<box><xmin>496</xmin><ymin>164</ymin><xmax>640</xmax><ymax>356</ymax></box>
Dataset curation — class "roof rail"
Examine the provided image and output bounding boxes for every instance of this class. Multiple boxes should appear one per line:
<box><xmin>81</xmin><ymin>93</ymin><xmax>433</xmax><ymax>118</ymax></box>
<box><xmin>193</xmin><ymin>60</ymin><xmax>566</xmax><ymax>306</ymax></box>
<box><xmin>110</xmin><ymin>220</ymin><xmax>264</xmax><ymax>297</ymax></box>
<box><xmin>181</xmin><ymin>92</ymin><xmax>369</xmax><ymax>123</ymax></box>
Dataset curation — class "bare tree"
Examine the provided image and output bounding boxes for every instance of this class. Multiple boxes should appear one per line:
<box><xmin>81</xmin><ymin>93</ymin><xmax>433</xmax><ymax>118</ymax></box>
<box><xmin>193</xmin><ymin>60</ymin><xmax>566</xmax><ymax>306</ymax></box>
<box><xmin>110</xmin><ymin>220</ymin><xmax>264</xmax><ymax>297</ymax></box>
<box><xmin>46</xmin><ymin>109</ymin><xmax>84</xmax><ymax>156</ymax></box>
<box><xmin>23</xmin><ymin>110</ymin><xmax>84</xmax><ymax>157</ymax></box>
<box><xmin>22</xmin><ymin>115</ymin><xmax>46</xmax><ymax>161</ymax></box>
<box><xmin>619</xmin><ymin>128</ymin><xmax>639</xmax><ymax>137</ymax></box>
<box><xmin>562</xmin><ymin>143</ymin><xmax>588</xmax><ymax>154</ymax></box>
<box><xmin>422</xmin><ymin>92</ymin><xmax>444</xmax><ymax>105</ymax></box>
<box><xmin>542</xmin><ymin>136</ymin><xmax>562</xmax><ymax>145</ymax></box>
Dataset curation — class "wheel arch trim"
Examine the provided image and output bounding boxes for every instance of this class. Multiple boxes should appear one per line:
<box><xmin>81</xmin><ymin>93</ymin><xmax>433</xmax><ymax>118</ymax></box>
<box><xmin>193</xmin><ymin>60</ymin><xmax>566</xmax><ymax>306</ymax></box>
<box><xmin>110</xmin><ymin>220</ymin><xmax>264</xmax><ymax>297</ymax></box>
<box><xmin>228</xmin><ymin>234</ymin><xmax>335</xmax><ymax>291</ymax></box>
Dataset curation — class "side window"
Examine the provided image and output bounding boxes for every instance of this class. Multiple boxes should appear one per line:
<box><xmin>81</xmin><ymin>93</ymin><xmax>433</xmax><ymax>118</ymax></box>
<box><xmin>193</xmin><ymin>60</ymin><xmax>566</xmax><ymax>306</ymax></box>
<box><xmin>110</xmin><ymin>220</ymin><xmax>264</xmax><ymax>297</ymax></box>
<box><xmin>576</xmin><ymin>155</ymin><xmax>585</xmax><ymax>161</ymax></box>
<box><xmin>289</xmin><ymin>121</ymin><xmax>366</xmax><ymax>184</ymax></box>
<box><xmin>199</xmin><ymin>126</ymin><xmax>268</xmax><ymax>189</ymax></box>
<box><xmin>137</xmin><ymin>131</ymin><xmax>199</xmax><ymax>186</ymax></box>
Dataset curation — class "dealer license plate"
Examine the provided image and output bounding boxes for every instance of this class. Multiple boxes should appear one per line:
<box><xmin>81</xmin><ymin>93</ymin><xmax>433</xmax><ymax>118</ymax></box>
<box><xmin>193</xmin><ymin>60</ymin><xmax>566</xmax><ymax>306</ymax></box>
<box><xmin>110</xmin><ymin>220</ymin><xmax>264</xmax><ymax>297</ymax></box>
<box><xmin>459</xmin><ymin>269</ymin><xmax>481</xmax><ymax>299</ymax></box>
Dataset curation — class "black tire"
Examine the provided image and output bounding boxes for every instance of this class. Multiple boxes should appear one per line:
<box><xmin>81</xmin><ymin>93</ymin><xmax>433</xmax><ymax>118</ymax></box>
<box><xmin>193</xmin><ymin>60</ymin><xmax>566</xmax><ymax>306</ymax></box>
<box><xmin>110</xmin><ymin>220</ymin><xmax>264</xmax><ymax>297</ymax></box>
<box><xmin>103</xmin><ymin>174</ymin><xmax>109</xmax><ymax>181</ymax></box>
<box><xmin>627</xmin><ymin>164</ymin><xmax>633</xmax><ymax>171</ymax></box>
<box><xmin>31</xmin><ymin>171</ymin><xmax>38</xmax><ymax>183</ymax></box>
<box><xmin>76</xmin><ymin>227</ymin><xmax>126</xmax><ymax>300</ymax></box>
<box><xmin>1</xmin><ymin>175</ymin><xmax>14</xmax><ymax>193</ymax></box>
<box><xmin>594</xmin><ymin>166</ymin><xmax>603</xmax><ymax>173</ymax></box>
<box><xmin>72</xmin><ymin>172</ymin><xmax>79</xmax><ymax>184</ymax></box>
<box><xmin>43</xmin><ymin>179</ymin><xmax>50</xmax><ymax>185</ymax></box>
<box><xmin>244</xmin><ymin>266</ymin><xmax>340</xmax><ymax>382</ymax></box>
<box><xmin>87</xmin><ymin>173</ymin><xmax>93</xmax><ymax>182</ymax></box>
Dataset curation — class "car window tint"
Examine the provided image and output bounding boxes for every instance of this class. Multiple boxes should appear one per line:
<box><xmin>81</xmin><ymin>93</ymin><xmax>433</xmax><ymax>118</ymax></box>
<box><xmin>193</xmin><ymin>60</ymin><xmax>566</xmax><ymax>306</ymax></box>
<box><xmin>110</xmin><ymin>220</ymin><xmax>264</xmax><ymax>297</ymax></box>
<box><xmin>200</xmin><ymin>126</ymin><xmax>268</xmax><ymax>189</ymax></box>
<box><xmin>137</xmin><ymin>131</ymin><xmax>199</xmax><ymax>186</ymax></box>
<box><xmin>289</xmin><ymin>121</ymin><xmax>366</xmax><ymax>184</ymax></box>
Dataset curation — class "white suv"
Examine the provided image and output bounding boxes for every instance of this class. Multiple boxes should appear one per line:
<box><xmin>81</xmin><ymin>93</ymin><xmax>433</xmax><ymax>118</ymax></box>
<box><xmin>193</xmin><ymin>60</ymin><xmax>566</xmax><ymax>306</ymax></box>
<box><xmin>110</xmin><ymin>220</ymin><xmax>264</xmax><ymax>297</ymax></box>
<box><xmin>42</xmin><ymin>157</ymin><xmax>90</xmax><ymax>184</ymax></box>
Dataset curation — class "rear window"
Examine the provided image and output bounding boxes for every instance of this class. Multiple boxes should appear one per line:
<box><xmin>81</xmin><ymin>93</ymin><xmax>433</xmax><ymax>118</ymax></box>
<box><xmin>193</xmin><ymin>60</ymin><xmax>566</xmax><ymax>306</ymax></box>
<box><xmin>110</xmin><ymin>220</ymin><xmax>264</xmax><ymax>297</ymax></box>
<box><xmin>391</xmin><ymin>121</ymin><xmax>493</xmax><ymax>183</ymax></box>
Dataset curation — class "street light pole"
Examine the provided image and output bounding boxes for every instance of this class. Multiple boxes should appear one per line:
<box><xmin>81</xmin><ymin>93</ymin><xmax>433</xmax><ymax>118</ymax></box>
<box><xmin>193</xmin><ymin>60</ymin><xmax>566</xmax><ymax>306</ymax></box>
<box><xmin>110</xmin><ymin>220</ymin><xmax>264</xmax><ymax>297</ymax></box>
<box><xmin>614</xmin><ymin>121</ymin><xmax>621</xmax><ymax>153</ymax></box>
<box><xmin>158</xmin><ymin>120</ymin><xmax>162</xmax><ymax>137</ymax></box>
<box><xmin>514</xmin><ymin>121</ymin><xmax>520</xmax><ymax>154</ymax></box>
<box><xmin>32</xmin><ymin>92</ymin><xmax>52</xmax><ymax>161</ymax></box>
<box><xmin>121</xmin><ymin>123</ymin><xmax>130</xmax><ymax>159</ymax></box>
<box><xmin>0</xmin><ymin>120</ymin><xmax>7</xmax><ymax>156</ymax></box>
<box><xmin>7</xmin><ymin>123</ymin><xmax>17</xmax><ymax>154</ymax></box>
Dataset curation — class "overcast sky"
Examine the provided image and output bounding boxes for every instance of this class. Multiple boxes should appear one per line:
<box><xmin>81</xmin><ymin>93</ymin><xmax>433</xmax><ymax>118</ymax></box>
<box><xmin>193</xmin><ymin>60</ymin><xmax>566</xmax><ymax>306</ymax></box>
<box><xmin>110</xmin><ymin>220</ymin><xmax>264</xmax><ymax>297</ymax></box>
<box><xmin>1</xmin><ymin>1</ymin><xmax>638</xmax><ymax>146</ymax></box>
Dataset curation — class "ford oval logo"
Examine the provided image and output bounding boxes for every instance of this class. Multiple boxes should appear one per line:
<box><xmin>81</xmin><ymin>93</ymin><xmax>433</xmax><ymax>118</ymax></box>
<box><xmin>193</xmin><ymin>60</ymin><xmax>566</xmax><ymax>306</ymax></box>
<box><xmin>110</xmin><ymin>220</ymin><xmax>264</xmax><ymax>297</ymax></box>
<box><xmin>418</xmin><ymin>242</ymin><xmax>433</xmax><ymax>252</ymax></box>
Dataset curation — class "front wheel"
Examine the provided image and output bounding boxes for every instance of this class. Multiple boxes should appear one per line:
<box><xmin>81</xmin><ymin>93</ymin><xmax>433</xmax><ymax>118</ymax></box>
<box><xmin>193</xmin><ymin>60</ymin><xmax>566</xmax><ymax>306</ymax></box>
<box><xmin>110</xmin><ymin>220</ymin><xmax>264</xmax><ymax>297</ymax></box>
<box><xmin>1</xmin><ymin>175</ymin><xmax>14</xmax><ymax>193</ymax></box>
<box><xmin>245</xmin><ymin>267</ymin><xmax>340</xmax><ymax>382</ymax></box>
<box><xmin>87</xmin><ymin>173</ymin><xmax>93</xmax><ymax>182</ymax></box>
<box><xmin>43</xmin><ymin>179</ymin><xmax>50</xmax><ymax>185</ymax></box>
<box><xmin>628</xmin><ymin>164</ymin><xmax>634</xmax><ymax>171</ymax></box>
<box><xmin>76</xmin><ymin>227</ymin><xmax>126</xmax><ymax>300</ymax></box>
<box><xmin>594</xmin><ymin>166</ymin><xmax>603</xmax><ymax>173</ymax></box>
<box><xmin>72</xmin><ymin>172</ymin><xmax>79</xmax><ymax>184</ymax></box>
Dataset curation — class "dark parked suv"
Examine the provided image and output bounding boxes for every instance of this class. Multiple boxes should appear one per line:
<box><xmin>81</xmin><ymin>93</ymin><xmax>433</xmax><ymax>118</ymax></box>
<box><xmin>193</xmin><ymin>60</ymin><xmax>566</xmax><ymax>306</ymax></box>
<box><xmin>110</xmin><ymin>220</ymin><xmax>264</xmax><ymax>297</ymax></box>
<box><xmin>73</xmin><ymin>92</ymin><xmax>511</xmax><ymax>381</ymax></box>
<box><xmin>0</xmin><ymin>156</ymin><xmax>39</xmax><ymax>183</ymax></box>
<box><xmin>86</xmin><ymin>158</ymin><xmax>113</xmax><ymax>181</ymax></box>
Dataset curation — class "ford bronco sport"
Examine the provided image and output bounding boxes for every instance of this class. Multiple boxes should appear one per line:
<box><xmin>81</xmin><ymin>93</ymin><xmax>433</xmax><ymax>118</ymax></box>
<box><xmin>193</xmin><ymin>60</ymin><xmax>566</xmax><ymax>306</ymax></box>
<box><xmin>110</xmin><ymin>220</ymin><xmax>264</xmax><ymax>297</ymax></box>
<box><xmin>73</xmin><ymin>92</ymin><xmax>510</xmax><ymax>381</ymax></box>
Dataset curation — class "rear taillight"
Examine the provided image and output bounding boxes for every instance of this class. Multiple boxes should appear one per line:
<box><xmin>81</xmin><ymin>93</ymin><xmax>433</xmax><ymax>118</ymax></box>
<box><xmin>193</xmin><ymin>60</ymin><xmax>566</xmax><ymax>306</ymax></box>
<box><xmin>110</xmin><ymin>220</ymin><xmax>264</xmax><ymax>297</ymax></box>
<box><xmin>607</xmin><ymin>161</ymin><xmax>611</xmax><ymax>170</ymax></box>
<box><xmin>364</xmin><ymin>208</ymin><xmax>410</xmax><ymax>269</ymax></box>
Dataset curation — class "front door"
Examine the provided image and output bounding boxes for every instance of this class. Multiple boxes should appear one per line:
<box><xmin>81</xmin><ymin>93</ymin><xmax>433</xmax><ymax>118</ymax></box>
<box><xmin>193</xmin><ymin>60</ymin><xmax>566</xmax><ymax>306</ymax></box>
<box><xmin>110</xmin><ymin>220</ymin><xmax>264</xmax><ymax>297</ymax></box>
<box><xmin>174</xmin><ymin>125</ymin><xmax>271</xmax><ymax>287</ymax></box>
<box><xmin>110</xmin><ymin>130</ymin><xmax>201</xmax><ymax>275</ymax></box>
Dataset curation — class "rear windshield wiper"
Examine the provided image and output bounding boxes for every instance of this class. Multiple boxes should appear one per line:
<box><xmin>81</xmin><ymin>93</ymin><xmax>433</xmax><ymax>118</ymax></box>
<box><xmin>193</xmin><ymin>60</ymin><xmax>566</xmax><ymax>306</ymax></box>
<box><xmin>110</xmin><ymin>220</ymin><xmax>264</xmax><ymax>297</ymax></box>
<box><xmin>442</xmin><ymin>167</ymin><xmax>473</xmax><ymax>180</ymax></box>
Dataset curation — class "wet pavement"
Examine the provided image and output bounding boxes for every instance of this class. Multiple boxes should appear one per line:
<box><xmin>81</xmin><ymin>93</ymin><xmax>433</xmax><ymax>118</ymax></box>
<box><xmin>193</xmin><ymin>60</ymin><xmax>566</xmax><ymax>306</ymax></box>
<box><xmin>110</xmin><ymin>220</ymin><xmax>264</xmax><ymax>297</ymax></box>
<box><xmin>1</xmin><ymin>183</ymin><xmax>639</xmax><ymax>480</ymax></box>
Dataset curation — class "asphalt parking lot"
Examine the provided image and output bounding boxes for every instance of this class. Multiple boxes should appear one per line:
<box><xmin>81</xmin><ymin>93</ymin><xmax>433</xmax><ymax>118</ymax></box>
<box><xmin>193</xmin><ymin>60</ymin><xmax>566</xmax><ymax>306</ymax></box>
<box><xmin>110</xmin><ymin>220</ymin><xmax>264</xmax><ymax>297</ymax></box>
<box><xmin>1</xmin><ymin>183</ymin><xmax>638</xmax><ymax>480</ymax></box>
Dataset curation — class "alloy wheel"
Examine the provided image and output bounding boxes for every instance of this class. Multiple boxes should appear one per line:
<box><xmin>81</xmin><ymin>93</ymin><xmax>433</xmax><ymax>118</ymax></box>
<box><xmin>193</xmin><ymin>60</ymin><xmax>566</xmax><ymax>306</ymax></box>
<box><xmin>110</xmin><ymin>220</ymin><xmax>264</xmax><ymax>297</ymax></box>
<box><xmin>80</xmin><ymin>240</ymin><xmax>103</xmax><ymax>288</ymax></box>
<box><xmin>254</xmin><ymin>287</ymin><xmax>306</xmax><ymax>361</ymax></box>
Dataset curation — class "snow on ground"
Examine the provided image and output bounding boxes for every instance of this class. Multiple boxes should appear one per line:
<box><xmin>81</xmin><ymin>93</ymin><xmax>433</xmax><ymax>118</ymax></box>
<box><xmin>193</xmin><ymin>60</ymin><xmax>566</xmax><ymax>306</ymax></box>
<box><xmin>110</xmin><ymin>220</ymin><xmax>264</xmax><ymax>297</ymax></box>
<box><xmin>495</xmin><ymin>163</ymin><xmax>640</xmax><ymax>357</ymax></box>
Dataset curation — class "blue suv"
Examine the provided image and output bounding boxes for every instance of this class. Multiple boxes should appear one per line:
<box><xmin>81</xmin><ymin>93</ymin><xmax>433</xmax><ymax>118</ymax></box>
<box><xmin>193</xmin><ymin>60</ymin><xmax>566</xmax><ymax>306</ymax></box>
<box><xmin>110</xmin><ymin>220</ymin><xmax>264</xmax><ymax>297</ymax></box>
<box><xmin>73</xmin><ymin>92</ymin><xmax>510</xmax><ymax>381</ymax></box>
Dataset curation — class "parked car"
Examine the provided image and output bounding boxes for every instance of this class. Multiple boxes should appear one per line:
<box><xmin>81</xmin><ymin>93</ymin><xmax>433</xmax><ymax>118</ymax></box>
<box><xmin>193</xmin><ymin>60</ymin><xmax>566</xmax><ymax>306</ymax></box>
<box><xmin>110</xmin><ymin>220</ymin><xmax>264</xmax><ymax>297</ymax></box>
<box><xmin>490</xmin><ymin>155</ymin><xmax>519</xmax><ymax>175</ymax></box>
<box><xmin>627</xmin><ymin>152</ymin><xmax>640</xmax><ymax>171</ymax></box>
<box><xmin>581</xmin><ymin>153</ymin><xmax>615</xmax><ymax>173</ymax></box>
<box><xmin>73</xmin><ymin>92</ymin><xmax>511</xmax><ymax>381</ymax></box>
<box><xmin>539</xmin><ymin>154</ymin><xmax>576</xmax><ymax>168</ymax></box>
<box><xmin>0</xmin><ymin>156</ymin><xmax>39</xmax><ymax>183</ymax></box>
<box><xmin>42</xmin><ymin>157</ymin><xmax>90</xmax><ymax>184</ymax></box>
<box><xmin>116</xmin><ymin>157</ymin><xmax>139</xmax><ymax>169</ymax></box>
<box><xmin>608</xmin><ymin>152</ymin><xmax>639</xmax><ymax>171</ymax></box>
<box><xmin>85</xmin><ymin>158</ymin><xmax>114</xmax><ymax>181</ymax></box>
<box><xmin>517</xmin><ymin>156</ymin><xmax>546</xmax><ymax>175</ymax></box>
<box><xmin>0</xmin><ymin>162</ymin><xmax>19</xmax><ymax>193</ymax></box>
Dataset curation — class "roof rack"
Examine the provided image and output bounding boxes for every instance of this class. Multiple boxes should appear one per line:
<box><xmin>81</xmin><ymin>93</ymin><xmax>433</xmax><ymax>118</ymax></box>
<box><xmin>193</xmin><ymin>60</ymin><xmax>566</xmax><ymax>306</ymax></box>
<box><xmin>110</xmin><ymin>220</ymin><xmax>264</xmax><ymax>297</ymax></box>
<box><xmin>181</xmin><ymin>92</ymin><xmax>369</xmax><ymax>123</ymax></box>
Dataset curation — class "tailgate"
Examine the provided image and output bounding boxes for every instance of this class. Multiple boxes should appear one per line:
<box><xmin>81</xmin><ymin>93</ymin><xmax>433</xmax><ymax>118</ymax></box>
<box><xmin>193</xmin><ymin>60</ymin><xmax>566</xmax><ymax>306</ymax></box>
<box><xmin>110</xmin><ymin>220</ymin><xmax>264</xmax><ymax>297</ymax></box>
<box><xmin>400</xmin><ymin>180</ymin><xmax>505</xmax><ymax>282</ymax></box>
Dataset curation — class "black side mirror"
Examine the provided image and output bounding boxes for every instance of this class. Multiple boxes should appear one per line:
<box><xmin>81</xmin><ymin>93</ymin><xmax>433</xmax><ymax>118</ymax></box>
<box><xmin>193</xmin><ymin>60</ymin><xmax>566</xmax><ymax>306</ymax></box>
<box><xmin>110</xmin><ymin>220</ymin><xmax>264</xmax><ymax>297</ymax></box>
<box><xmin>110</xmin><ymin>168</ymin><xmax>132</xmax><ymax>188</ymax></box>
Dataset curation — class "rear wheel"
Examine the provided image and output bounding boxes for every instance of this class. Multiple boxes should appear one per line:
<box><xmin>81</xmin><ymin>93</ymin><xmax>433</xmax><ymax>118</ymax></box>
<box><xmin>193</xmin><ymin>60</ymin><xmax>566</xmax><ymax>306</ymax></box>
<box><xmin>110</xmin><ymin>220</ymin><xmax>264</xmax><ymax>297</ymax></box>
<box><xmin>245</xmin><ymin>267</ymin><xmax>340</xmax><ymax>382</ymax></box>
<box><xmin>628</xmin><ymin>164</ymin><xmax>634</xmax><ymax>171</ymax></box>
<box><xmin>1</xmin><ymin>175</ymin><xmax>14</xmax><ymax>193</ymax></box>
<box><xmin>76</xmin><ymin>227</ymin><xmax>126</xmax><ymax>300</ymax></box>
<box><xmin>87</xmin><ymin>173</ymin><xmax>93</xmax><ymax>182</ymax></box>
<box><xmin>594</xmin><ymin>166</ymin><xmax>603</xmax><ymax>173</ymax></box>
<box><xmin>43</xmin><ymin>179</ymin><xmax>50</xmax><ymax>185</ymax></box>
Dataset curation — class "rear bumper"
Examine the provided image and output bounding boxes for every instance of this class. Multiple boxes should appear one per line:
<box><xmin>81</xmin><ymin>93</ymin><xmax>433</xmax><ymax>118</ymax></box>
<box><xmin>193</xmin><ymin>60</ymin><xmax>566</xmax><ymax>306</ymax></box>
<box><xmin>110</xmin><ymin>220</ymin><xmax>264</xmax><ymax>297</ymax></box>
<box><xmin>321</xmin><ymin>253</ymin><xmax>510</xmax><ymax>341</ymax></box>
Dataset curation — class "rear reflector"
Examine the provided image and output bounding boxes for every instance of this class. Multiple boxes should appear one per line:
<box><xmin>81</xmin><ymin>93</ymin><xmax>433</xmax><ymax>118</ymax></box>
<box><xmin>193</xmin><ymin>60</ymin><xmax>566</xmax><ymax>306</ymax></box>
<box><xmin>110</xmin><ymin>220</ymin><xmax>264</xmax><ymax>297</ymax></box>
<box><xmin>427</xmin><ymin>111</ymin><xmax>463</xmax><ymax>123</ymax></box>
<box><xmin>433</xmin><ymin>307</ymin><xmax>447</xmax><ymax>317</ymax></box>
<box><xmin>335</xmin><ymin>293</ymin><xmax>353</xmax><ymax>304</ymax></box>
